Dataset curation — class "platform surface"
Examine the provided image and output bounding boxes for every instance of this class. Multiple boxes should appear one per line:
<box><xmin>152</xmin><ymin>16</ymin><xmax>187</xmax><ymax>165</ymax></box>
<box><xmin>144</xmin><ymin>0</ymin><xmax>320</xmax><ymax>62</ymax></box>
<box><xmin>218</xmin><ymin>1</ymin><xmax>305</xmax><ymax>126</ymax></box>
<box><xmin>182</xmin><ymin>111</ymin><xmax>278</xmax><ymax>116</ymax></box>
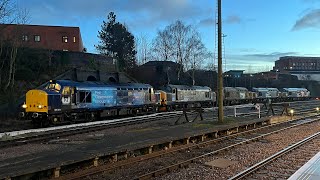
<box><xmin>0</xmin><ymin>116</ymin><xmax>269</xmax><ymax>178</ymax></box>
<box><xmin>289</xmin><ymin>151</ymin><xmax>320</xmax><ymax>180</ymax></box>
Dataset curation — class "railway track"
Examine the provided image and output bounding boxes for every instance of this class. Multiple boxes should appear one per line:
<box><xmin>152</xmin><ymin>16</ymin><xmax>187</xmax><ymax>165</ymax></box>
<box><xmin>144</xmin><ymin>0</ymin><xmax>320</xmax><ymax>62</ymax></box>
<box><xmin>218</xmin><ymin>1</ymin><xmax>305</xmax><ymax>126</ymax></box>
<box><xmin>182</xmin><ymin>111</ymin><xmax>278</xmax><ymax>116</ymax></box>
<box><xmin>207</xmin><ymin>100</ymin><xmax>320</xmax><ymax>120</ymax></box>
<box><xmin>1</xmin><ymin>100</ymin><xmax>318</xmax><ymax>149</ymax></box>
<box><xmin>130</xmin><ymin>115</ymin><xmax>320</xmax><ymax>180</ymax></box>
<box><xmin>0</xmin><ymin>111</ymin><xmax>183</xmax><ymax>148</ymax></box>
<box><xmin>56</xmin><ymin>113</ymin><xmax>320</xmax><ymax>179</ymax></box>
<box><xmin>230</xmin><ymin>131</ymin><xmax>320</xmax><ymax>180</ymax></box>
<box><xmin>2</xmin><ymin>100</ymin><xmax>319</xmax><ymax>179</ymax></box>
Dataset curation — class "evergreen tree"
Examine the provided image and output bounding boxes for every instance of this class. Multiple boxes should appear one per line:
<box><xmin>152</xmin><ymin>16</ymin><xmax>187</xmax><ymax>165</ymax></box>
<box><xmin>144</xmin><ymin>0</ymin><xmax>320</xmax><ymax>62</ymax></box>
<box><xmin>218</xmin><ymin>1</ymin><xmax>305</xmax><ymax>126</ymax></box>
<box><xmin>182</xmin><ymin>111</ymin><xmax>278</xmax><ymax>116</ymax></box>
<box><xmin>95</xmin><ymin>12</ymin><xmax>137</xmax><ymax>72</ymax></box>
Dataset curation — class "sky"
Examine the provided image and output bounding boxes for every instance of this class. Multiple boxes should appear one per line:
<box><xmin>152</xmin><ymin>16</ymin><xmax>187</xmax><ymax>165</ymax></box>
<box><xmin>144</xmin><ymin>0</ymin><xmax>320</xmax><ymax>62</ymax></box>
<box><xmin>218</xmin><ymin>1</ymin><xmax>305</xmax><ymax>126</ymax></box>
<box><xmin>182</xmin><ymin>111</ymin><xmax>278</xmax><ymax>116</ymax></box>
<box><xmin>15</xmin><ymin>0</ymin><xmax>320</xmax><ymax>73</ymax></box>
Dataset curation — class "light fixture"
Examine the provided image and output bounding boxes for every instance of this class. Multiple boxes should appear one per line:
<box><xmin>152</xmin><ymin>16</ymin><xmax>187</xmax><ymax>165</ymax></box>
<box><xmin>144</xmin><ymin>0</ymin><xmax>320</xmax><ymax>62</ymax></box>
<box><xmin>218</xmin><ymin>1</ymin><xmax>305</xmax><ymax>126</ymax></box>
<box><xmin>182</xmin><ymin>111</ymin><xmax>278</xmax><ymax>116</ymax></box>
<box><xmin>22</xmin><ymin>103</ymin><xmax>27</xmax><ymax>109</ymax></box>
<box><xmin>290</xmin><ymin>109</ymin><xmax>294</xmax><ymax>114</ymax></box>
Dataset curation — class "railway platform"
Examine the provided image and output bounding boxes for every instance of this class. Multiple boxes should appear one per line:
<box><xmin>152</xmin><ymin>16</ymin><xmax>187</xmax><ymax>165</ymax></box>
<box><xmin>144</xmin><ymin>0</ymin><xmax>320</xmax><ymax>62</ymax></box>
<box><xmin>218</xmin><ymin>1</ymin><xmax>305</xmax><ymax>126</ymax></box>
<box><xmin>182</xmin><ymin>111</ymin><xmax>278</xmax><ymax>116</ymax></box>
<box><xmin>0</xmin><ymin>115</ymin><xmax>279</xmax><ymax>179</ymax></box>
<box><xmin>289</xmin><ymin>151</ymin><xmax>320</xmax><ymax>180</ymax></box>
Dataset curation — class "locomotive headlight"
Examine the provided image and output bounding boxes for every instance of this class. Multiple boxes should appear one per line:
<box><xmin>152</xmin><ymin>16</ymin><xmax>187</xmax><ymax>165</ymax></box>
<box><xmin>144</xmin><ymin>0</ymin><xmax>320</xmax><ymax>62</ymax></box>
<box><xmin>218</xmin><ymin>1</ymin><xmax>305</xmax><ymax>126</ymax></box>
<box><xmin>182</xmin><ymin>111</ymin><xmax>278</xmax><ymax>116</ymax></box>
<box><xmin>316</xmin><ymin>107</ymin><xmax>319</xmax><ymax>112</ymax></box>
<box><xmin>22</xmin><ymin>103</ymin><xmax>27</xmax><ymax>109</ymax></box>
<box><xmin>38</xmin><ymin>105</ymin><xmax>43</xmax><ymax>109</ymax></box>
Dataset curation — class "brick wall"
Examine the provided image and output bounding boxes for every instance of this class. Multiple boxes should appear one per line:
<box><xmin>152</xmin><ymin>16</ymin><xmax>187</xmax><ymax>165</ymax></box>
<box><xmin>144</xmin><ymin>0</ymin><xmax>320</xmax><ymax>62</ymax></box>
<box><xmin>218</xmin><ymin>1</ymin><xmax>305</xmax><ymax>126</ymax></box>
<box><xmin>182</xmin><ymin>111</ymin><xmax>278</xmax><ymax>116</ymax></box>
<box><xmin>0</xmin><ymin>24</ymin><xmax>84</xmax><ymax>52</ymax></box>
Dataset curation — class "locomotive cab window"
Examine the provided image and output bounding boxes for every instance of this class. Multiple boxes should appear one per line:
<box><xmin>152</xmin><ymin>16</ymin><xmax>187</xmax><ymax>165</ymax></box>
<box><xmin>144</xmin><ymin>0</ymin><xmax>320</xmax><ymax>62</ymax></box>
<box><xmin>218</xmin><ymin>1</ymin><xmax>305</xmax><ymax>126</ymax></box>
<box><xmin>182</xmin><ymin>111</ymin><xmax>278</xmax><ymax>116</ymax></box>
<box><xmin>62</xmin><ymin>86</ymin><xmax>71</xmax><ymax>95</ymax></box>
<box><xmin>46</xmin><ymin>83</ymin><xmax>61</xmax><ymax>92</ymax></box>
<box><xmin>79</xmin><ymin>91</ymin><xmax>92</xmax><ymax>103</ymax></box>
<box><xmin>205</xmin><ymin>92</ymin><xmax>210</xmax><ymax>98</ymax></box>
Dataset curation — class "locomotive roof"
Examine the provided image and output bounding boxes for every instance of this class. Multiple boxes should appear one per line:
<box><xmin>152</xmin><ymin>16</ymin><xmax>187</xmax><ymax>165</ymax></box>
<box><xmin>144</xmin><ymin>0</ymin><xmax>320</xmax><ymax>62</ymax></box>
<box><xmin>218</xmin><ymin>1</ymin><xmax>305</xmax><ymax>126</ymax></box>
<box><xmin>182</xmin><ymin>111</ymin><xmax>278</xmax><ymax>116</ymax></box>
<box><xmin>166</xmin><ymin>84</ymin><xmax>211</xmax><ymax>90</ymax></box>
<box><xmin>282</xmin><ymin>88</ymin><xmax>309</xmax><ymax>91</ymax></box>
<box><xmin>53</xmin><ymin>80</ymin><xmax>153</xmax><ymax>89</ymax></box>
<box><xmin>252</xmin><ymin>87</ymin><xmax>279</xmax><ymax>91</ymax></box>
<box><xmin>224</xmin><ymin>87</ymin><xmax>249</xmax><ymax>92</ymax></box>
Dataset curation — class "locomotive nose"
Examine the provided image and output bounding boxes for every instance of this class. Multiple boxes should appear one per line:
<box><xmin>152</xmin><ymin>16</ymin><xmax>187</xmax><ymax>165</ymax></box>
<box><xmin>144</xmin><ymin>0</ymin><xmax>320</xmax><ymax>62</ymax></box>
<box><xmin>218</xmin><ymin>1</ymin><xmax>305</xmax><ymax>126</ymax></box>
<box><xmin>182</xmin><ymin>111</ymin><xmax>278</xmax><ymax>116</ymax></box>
<box><xmin>25</xmin><ymin>90</ymin><xmax>49</xmax><ymax>113</ymax></box>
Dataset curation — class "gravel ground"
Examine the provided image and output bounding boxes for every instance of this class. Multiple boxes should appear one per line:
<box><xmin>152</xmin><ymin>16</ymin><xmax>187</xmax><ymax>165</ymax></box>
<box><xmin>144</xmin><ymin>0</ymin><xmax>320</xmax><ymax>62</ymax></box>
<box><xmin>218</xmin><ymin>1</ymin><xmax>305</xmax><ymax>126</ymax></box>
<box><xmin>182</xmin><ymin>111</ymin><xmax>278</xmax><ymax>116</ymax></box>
<box><xmin>156</xmin><ymin>121</ymin><xmax>320</xmax><ymax>180</ymax></box>
<box><xmin>248</xmin><ymin>138</ymin><xmax>320</xmax><ymax>179</ymax></box>
<box><xmin>1</xmin><ymin>100</ymin><xmax>319</xmax><ymax>179</ymax></box>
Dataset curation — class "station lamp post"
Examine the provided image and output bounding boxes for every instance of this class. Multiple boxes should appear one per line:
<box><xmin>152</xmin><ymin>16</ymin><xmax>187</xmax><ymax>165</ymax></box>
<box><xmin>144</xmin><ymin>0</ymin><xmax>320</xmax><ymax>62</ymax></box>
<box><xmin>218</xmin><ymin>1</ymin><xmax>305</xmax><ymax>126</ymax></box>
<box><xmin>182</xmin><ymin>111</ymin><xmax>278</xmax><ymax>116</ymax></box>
<box><xmin>290</xmin><ymin>109</ymin><xmax>294</xmax><ymax>120</ymax></box>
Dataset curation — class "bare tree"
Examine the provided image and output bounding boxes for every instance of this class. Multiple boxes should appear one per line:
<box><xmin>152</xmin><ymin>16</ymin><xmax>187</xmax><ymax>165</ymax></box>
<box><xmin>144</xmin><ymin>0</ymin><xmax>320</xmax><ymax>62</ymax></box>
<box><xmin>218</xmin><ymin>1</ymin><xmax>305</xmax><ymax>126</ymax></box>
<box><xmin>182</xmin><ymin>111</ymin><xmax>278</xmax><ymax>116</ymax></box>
<box><xmin>169</xmin><ymin>21</ymin><xmax>189</xmax><ymax>80</ymax></box>
<box><xmin>184</xmin><ymin>31</ymin><xmax>208</xmax><ymax>85</ymax></box>
<box><xmin>0</xmin><ymin>0</ymin><xmax>29</xmax><ymax>90</ymax></box>
<box><xmin>135</xmin><ymin>34</ymin><xmax>151</xmax><ymax>65</ymax></box>
<box><xmin>152</xmin><ymin>29</ymin><xmax>173</xmax><ymax>61</ymax></box>
<box><xmin>153</xmin><ymin>20</ymin><xmax>207</xmax><ymax>81</ymax></box>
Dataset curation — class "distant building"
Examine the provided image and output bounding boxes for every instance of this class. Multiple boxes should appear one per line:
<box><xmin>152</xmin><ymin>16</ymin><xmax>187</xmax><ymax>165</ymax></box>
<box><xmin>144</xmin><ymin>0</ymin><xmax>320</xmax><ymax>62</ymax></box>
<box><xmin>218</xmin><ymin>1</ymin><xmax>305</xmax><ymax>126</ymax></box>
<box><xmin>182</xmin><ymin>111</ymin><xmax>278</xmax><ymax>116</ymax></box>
<box><xmin>0</xmin><ymin>24</ymin><xmax>84</xmax><ymax>52</ymax></box>
<box><xmin>224</xmin><ymin>70</ymin><xmax>244</xmax><ymax>78</ymax></box>
<box><xmin>274</xmin><ymin>56</ymin><xmax>320</xmax><ymax>72</ymax></box>
<box><xmin>274</xmin><ymin>56</ymin><xmax>320</xmax><ymax>81</ymax></box>
<box><xmin>254</xmin><ymin>71</ymin><xmax>278</xmax><ymax>80</ymax></box>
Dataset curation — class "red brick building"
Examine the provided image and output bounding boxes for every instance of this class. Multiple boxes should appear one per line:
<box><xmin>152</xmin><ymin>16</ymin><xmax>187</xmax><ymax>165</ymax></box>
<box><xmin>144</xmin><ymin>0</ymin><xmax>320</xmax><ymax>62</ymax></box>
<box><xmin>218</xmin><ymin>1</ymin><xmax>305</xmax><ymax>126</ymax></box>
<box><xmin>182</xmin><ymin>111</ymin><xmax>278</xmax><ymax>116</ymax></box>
<box><xmin>274</xmin><ymin>56</ymin><xmax>320</xmax><ymax>72</ymax></box>
<box><xmin>0</xmin><ymin>24</ymin><xmax>84</xmax><ymax>52</ymax></box>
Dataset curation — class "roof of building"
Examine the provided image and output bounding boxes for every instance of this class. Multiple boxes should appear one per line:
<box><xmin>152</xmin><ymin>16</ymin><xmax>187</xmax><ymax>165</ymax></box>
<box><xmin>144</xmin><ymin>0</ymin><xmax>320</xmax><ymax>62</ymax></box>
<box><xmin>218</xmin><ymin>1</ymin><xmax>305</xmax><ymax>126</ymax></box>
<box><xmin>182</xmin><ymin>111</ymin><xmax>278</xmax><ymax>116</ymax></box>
<box><xmin>141</xmin><ymin>61</ymin><xmax>179</xmax><ymax>67</ymax></box>
<box><xmin>224</xmin><ymin>70</ymin><xmax>245</xmax><ymax>73</ymax></box>
<box><xmin>0</xmin><ymin>23</ymin><xmax>80</xmax><ymax>29</ymax></box>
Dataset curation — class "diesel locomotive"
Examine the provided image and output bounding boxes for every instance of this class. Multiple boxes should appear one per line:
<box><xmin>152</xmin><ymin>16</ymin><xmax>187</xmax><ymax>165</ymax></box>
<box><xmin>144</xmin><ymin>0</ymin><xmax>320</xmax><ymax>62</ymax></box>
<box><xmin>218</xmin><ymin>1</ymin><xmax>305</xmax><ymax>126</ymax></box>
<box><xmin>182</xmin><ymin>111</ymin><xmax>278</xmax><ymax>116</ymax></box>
<box><xmin>20</xmin><ymin>79</ymin><xmax>311</xmax><ymax>127</ymax></box>
<box><xmin>20</xmin><ymin>80</ymin><xmax>215</xmax><ymax>126</ymax></box>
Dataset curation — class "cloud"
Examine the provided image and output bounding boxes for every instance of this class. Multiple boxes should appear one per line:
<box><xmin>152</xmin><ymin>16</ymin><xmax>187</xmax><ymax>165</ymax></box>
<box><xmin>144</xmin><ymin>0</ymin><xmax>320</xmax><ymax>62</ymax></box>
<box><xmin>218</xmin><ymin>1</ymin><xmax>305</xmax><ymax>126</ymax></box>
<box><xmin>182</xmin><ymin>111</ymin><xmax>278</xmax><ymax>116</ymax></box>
<box><xmin>222</xmin><ymin>52</ymin><xmax>298</xmax><ymax>72</ymax></box>
<box><xmin>292</xmin><ymin>9</ymin><xmax>320</xmax><ymax>31</ymax></box>
<box><xmin>199</xmin><ymin>15</ymin><xmax>255</xmax><ymax>27</ymax></box>
<box><xmin>225</xmin><ymin>15</ymin><xmax>242</xmax><ymax>24</ymax></box>
<box><xmin>237</xmin><ymin>48</ymin><xmax>259</xmax><ymax>53</ymax></box>
<box><xmin>199</xmin><ymin>18</ymin><xmax>215</xmax><ymax>26</ymax></box>
<box><xmin>226</xmin><ymin>52</ymin><xmax>299</xmax><ymax>67</ymax></box>
<box><xmin>19</xmin><ymin>0</ymin><xmax>208</xmax><ymax>28</ymax></box>
<box><xmin>246</xmin><ymin>52</ymin><xmax>299</xmax><ymax>58</ymax></box>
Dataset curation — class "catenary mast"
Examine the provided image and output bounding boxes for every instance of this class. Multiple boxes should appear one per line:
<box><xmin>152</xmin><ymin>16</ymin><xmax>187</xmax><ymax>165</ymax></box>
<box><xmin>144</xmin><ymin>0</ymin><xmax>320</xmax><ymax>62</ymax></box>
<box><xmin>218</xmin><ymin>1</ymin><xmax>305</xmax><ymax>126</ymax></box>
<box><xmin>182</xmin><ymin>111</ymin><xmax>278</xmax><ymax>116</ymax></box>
<box><xmin>217</xmin><ymin>0</ymin><xmax>224</xmax><ymax>122</ymax></box>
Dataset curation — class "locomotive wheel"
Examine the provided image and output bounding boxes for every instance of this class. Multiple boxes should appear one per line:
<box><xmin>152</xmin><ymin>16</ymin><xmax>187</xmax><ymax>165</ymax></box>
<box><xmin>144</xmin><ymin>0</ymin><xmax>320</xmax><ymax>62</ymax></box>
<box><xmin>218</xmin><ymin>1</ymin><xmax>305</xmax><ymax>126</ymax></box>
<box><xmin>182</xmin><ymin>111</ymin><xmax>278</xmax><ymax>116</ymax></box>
<box><xmin>85</xmin><ymin>112</ymin><xmax>96</xmax><ymax>121</ymax></box>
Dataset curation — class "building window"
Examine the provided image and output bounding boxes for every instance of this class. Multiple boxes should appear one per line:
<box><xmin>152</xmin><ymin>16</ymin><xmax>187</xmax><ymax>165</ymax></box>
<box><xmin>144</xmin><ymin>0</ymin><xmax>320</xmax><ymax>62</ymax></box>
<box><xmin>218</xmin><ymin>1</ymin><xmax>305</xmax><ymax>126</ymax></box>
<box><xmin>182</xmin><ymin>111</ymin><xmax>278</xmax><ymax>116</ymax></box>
<box><xmin>22</xmin><ymin>35</ymin><xmax>28</xmax><ymax>41</ymax></box>
<box><xmin>62</xmin><ymin>36</ymin><xmax>68</xmax><ymax>43</ymax></box>
<box><xmin>34</xmin><ymin>35</ymin><xmax>40</xmax><ymax>42</ymax></box>
<box><xmin>73</xmin><ymin>36</ymin><xmax>76</xmax><ymax>43</ymax></box>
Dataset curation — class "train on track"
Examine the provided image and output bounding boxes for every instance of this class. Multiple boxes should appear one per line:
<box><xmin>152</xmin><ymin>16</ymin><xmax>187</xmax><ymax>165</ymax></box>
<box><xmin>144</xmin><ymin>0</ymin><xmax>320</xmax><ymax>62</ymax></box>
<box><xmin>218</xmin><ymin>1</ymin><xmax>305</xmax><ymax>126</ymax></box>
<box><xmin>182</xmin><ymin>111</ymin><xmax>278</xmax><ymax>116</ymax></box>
<box><xmin>19</xmin><ymin>80</ymin><xmax>312</xmax><ymax>126</ymax></box>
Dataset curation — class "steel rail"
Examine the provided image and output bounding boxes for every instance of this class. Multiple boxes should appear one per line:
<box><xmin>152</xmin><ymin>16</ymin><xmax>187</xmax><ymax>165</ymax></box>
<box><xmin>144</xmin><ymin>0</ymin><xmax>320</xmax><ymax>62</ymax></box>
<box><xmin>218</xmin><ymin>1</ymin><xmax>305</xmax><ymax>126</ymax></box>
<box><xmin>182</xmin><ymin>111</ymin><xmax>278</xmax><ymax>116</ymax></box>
<box><xmin>229</xmin><ymin>131</ymin><xmax>320</xmax><ymax>180</ymax></box>
<box><xmin>0</xmin><ymin>112</ymin><xmax>183</xmax><ymax>148</ymax></box>
<box><xmin>134</xmin><ymin>115</ymin><xmax>320</xmax><ymax>180</ymax></box>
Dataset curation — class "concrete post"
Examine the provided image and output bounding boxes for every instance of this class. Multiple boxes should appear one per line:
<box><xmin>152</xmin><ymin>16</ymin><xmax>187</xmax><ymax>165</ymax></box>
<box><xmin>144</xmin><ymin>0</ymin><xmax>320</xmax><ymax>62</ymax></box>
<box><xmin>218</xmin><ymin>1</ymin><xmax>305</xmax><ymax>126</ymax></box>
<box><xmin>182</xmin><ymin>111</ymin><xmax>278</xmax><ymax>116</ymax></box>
<box><xmin>54</xmin><ymin>167</ymin><xmax>61</xmax><ymax>178</ymax></box>
<box><xmin>185</xmin><ymin>137</ymin><xmax>190</xmax><ymax>144</ymax></box>
<box><xmin>214</xmin><ymin>132</ymin><xmax>218</xmax><ymax>138</ymax></box>
<box><xmin>93</xmin><ymin>157</ymin><xmax>99</xmax><ymax>167</ymax></box>
<box><xmin>113</xmin><ymin>154</ymin><xmax>118</xmax><ymax>162</ymax></box>
<box><xmin>148</xmin><ymin>146</ymin><xmax>153</xmax><ymax>154</ymax></box>
<box><xmin>124</xmin><ymin>152</ymin><xmax>128</xmax><ymax>159</ymax></box>
<box><xmin>201</xmin><ymin>135</ymin><xmax>206</xmax><ymax>141</ymax></box>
